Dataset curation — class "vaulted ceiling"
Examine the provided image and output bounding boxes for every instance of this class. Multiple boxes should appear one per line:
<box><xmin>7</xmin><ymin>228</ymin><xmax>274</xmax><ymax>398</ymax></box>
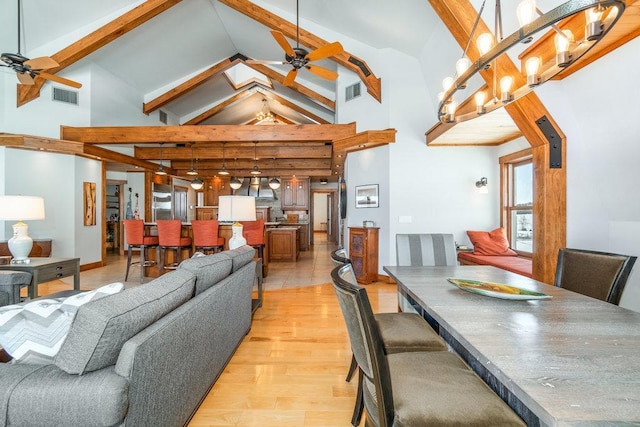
<box><xmin>1</xmin><ymin>0</ymin><xmax>639</xmax><ymax>180</ymax></box>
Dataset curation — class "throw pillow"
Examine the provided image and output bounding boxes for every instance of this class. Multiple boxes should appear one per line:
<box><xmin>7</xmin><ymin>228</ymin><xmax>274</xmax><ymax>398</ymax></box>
<box><xmin>467</xmin><ymin>227</ymin><xmax>518</xmax><ymax>256</ymax></box>
<box><xmin>0</xmin><ymin>282</ymin><xmax>124</xmax><ymax>365</ymax></box>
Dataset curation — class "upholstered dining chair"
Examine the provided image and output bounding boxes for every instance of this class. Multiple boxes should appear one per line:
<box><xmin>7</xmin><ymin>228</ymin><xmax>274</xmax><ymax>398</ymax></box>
<box><xmin>123</xmin><ymin>219</ymin><xmax>159</xmax><ymax>283</ymax></box>
<box><xmin>395</xmin><ymin>233</ymin><xmax>457</xmax><ymax>267</ymax></box>
<box><xmin>191</xmin><ymin>220</ymin><xmax>225</xmax><ymax>254</ymax></box>
<box><xmin>330</xmin><ymin>264</ymin><xmax>525</xmax><ymax>427</ymax></box>
<box><xmin>156</xmin><ymin>219</ymin><xmax>192</xmax><ymax>272</ymax></box>
<box><xmin>555</xmin><ymin>248</ymin><xmax>637</xmax><ymax>305</ymax></box>
<box><xmin>330</xmin><ymin>247</ymin><xmax>350</xmax><ymax>268</ymax></box>
<box><xmin>330</xmin><ymin>255</ymin><xmax>447</xmax><ymax>426</ymax></box>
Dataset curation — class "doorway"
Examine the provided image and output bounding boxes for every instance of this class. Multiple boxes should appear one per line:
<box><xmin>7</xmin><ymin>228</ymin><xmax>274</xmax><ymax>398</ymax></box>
<box><xmin>310</xmin><ymin>190</ymin><xmax>338</xmax><ymax>245</ymax></box>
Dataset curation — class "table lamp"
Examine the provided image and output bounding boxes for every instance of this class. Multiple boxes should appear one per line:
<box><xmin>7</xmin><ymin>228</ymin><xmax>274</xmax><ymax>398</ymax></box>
<box><xmin>0</xmin><ymin>195</ymin><xmax>46</xmax><ymax>263</ymax></box>
<box><xmin>217</xmin><ymin>195</ymin><xmax>256</xmax><ymax>249</ymax></box>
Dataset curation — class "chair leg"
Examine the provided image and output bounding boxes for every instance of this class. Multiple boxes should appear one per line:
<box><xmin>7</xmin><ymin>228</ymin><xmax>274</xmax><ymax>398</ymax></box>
<box><xmin>346</xmin><ymin>354</ymin><xmax>357</xmax><ymax>382</ymax></box>
<box><xmin>139</xmin><ymin>245</ymin><xmax>146</xmax><ymax>284</ymax></box>
<box><xmin>125</xmin><ymin>246</ymin><xmax>133</xmax><ymax>281</ymax></box>
<box><xmin>351</xmin><ymin>368</ymin><xmax>364</xmax><ymax>427</ymax></box>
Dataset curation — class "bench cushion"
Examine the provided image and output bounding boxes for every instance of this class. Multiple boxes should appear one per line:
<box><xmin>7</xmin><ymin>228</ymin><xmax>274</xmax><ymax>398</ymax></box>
<box><xmin>458</xmin><ymin>252</ymin><xmax>532</xmax><ymax>278</ymax></box>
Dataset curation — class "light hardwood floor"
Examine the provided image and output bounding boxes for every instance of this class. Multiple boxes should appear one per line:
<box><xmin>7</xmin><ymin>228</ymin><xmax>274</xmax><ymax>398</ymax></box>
<box><xmin>34</xmin><ymin>232</ymin><xmax>398</xmax><ymax>426</ymax></box>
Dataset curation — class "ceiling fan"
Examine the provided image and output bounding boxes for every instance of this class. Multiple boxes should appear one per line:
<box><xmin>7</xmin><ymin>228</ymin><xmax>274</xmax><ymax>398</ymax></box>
<box><xmin>0</xmin><ymin>0</ymin><xmax>82</xmax><ymax>89</ymax></box>
<box><xmin>248</xmin><ymin>0</ymin><xmax>343</xmax><ymax>87</ymax></box>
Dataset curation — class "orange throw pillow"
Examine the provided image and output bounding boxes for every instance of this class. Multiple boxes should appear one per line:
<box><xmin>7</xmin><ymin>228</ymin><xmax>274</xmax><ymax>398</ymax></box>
<box><xmin>467</xmin><ymin>227</ymin><xmax>517</xmax><ymax>256</ymax></box>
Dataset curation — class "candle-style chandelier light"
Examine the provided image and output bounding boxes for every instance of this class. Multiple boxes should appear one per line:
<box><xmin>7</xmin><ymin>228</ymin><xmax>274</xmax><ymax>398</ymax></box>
<box><xmin>437</xmin><ymin>0</ymin><xmax>625</xmax><ymax>124</ymax></box>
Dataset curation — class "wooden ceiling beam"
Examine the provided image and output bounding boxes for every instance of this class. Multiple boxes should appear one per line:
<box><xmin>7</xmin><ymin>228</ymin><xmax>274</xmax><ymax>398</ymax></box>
<box><xmin>172</xmin><ymin>158</ymin><xmax>331</xmax><ymax>169</ymax></box>
<box><xmin>243</xmin><ymin>60</ymin><xmax>335</xmax><ymax>110</ymax></box>
<box><xmin>430</xmin><ymin>0</ymin><xmax>565</xmax><ymax>285</ymax></box>
<box><xmin>82</xmin><ymin>145</ymin><xmax>169</xmax><ymax>172</ymax></box>
<box><xmin>182</xmin><ymin>91</ymin><xmax>253</xmax><ymax>125</ymax></box>
<box><xmin>144</xmin><ymin>54</ymin><xmax>243</xmax><ymax>115</ymax></box>
<box><xmin>180</xmin><ymin>168</ymin><xmax>331</xmax><ymax>178</ymax></box>
<box><xmin>255</xmin><ymin>88</ymin><xmax>329</xmax><ymax>124</ymax></box>
<box><xmin>0</xmin><ymin>133</ymin><xmax>85</xmax><ymax>155</ymax></box>
<box><xmin>331</xmin><ymin>129</ymin><xmax>396</xmax><ymax>173</ymax></box>
<box><xmin>61</xmin><ymin>123</ymin><xmax>356</xmax><ymax>143</ymax></box>
<box><xmin>136</xmin><ymin>144</ymin><xmax>332</xmax><ymax>160</ymax></box>
<box><xmin>218</xmin><ymin>0</ymin><xmax>382</xmax><ymax>102</ymax></box>
<box><xmin>17</xmin><ymin>0</ymin><xmax>182</xmax><ymax>107</ymax></box>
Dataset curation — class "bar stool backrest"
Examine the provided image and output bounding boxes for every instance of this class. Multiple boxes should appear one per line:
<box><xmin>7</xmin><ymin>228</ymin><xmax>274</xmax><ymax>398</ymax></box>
<box><xmin>157</xmin><ymin>220</ymin><xmax>183</xmax><ymax>247</ymax></box>
<box><xmin>123</xmin><ymin>219</ymin><xmax>144</xmax><ymax>246</ymax></box>
<box><xmin>241</xmin><ymin>219</ymin><xmax>265</xmax><ymax>246</ymax></box>
<box><xmin>191</xmin><ymin>220</ymin><xmax>220</xmax><ymax>247</ymax></box>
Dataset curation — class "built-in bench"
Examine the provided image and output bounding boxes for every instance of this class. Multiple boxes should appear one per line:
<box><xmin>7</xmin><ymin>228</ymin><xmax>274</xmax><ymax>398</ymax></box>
<box><xmin>457</xmin><ymin>252</ymin><xmax>532</xmax><ymax>278</ymax></box>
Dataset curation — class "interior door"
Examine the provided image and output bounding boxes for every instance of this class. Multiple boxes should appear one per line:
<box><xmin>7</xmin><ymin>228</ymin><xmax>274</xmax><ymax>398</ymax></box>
<box><xmin>174</xmin><ymin>186</ymin><xmax>188</xmax><ymax>222</ymax></box>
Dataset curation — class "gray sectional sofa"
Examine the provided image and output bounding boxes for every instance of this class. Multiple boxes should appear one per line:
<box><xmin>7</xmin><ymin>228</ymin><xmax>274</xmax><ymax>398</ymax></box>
<box><xmin>0</xmin><ymin>245</ymin><xmax>256</xmax><ymax>426</ymax></box>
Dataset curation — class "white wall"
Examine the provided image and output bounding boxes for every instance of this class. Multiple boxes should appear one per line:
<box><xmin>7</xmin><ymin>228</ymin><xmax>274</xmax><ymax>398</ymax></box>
<box><xmin>2</xmin><ymin>149</ymin><xmax>103</xmax><ymax>263</ymax></box>
<box><xmin>535</xmin><ymin>37</ymin><xmax>640</xmax><ymax>312</ymax></box>
<box><xmin>313</xmin><ymin>193</ymin><xmax>328</xmax><ymax>230</ymax></box>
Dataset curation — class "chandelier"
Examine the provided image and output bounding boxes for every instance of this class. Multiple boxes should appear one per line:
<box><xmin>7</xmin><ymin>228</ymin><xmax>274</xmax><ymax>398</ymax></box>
<box><xmin>437</xmin><ymin>0</ymin><xmax>625</xmax><ymax>124</ymax></box>
<box><xmin>256</xmin><ymin>98</ymin><xmax>274</xmax><ymax>122</ymax></box>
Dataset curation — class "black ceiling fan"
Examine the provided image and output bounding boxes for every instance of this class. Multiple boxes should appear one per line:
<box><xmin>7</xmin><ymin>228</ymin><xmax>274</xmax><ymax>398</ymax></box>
<box><xmin>247</xmin><ymin>0</ymin><xmax>343</xmax><ymax>86</ymax></box>
<box><xmin>1</xmin><ymin>0</ymin><xmax>82</xmax><ymax>89</ymax></box>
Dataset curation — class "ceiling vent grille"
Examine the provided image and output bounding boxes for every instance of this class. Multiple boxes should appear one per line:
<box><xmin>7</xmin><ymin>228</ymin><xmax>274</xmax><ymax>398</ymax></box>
<box><xmin>52</xmin><ymin>87</ymin><xmax>78</xmax><ymax>105</ymax></box>
<box><xmin>345</xmin><ymin>82</ymin><xmax>361</xmax><ymax>101</ymax></box>
<box><xmin>159</xmin><ymin>110</ymin><xmax>168</xmax><ymax>124</ymax></box>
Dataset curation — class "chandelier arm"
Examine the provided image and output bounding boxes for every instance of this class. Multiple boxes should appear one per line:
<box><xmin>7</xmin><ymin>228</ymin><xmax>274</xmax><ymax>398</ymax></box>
<box><xmin>438</xmin><ymin>0</ymin><xmax>625</xmax><ymax>123</ymax></box>
<box><xmin>462</xmin><ymin>0</ymin><xmax>488</xmax><ymax>58</ymax></box>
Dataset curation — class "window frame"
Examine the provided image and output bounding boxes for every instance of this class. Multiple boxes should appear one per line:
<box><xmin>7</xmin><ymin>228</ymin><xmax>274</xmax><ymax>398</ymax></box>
<box><xmin>500</xmin><ymin>148</ymin><xmax>533</xmax><ymax>257</ymax></box>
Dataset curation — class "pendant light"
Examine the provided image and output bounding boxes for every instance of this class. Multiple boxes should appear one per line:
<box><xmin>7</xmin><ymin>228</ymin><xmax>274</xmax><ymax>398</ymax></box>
<box><xmin>186</xmin><ymin>143</ymin><xmax>198</xmax><ymax>176</ymax></box>
<box><xmin>268</xmin><ymin>177</ymin><xmax>281</xmax><ymax>189</ymax></box>
<box><xmin>155</xmin><ymin>143</ymin><xmax>167</xmax><ymax>175</ymax></box>
<box><xmin>250</xmin><ymin>141</ymin><xmax>262</xmax><ymax>175</ymax></box>
<box><xmin>219</xmin><ymin>142</ymin><xmax>230</xmax><ymax>175</ymax></box>
<box><xmin>190</xmin><ymin>177</ymin><xmax>204</xmax><ymax>190</ymax></box>
<box><xmin>230</xmin><ymin>158</ymin><xmax>243</xmax><ymax>190</ymax></box>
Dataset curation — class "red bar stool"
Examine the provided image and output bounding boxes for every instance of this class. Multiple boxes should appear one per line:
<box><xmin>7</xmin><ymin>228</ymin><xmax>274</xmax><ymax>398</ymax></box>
<box><xmin>157</xmin><ymin>219</ymin><xmax>192</xmax><ymax>272</ymax></box>
<box><xmin>240</xmin><ymin>219</ymin><xmax>265</xmax><ymax>257</ymax></box>
<box><xmin>191</xmin><ymin>220</ymin><xmax>225</xmax><ymax>254</ymax></box>
<box><xmin>123</xmin><ymin>219</ymin><xmax>159</xmax><ymax>283</ymax></box>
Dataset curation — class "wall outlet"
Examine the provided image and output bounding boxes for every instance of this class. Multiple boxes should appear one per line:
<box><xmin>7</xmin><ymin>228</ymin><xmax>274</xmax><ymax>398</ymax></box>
<box><xmin>398</xmin><ymin>216</ymin><xmax>412</xmax><ymax>223</ymax></box>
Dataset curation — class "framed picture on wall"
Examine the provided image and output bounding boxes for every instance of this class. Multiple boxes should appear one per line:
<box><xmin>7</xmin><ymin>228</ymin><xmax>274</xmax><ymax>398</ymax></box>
<box><xmin>355</xmin><ymin>184</ymin><xmax>379</xmax><ymax>208</ymax></box>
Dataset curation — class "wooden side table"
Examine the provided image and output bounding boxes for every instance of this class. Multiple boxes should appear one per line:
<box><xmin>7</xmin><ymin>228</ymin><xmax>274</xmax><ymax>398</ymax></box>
<box><xmin>0</xmin><ymin>257</ymin><xmax>80</xmax><ymax>299</ymax></box>
<box><xmin>348</xmin><ymin>227</ymin><xmax>379</xmax><ymax>284</ymax></box>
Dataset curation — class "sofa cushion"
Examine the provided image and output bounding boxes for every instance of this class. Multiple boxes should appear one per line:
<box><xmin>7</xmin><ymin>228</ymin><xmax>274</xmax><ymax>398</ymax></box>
<box><xmin>467</xmin><ymin>227</ymin><xmax>517</xmax><ymax>256</ymax></box>
<box><xmin>226</xmin><ymin>245</ymin><xmax>256</xmax><ymax>272</ymax></box>
<box><xmin>0</xmin><ymin>283</ymin><xmax>124</xmax><ymax>365</ymax></box>
<box><xmin>55</xmin><ymin>270</ymin><xmax>195</xmax><ymax>375</ymax></box>
<box><xmin>178</xmin><ymin>253</ymin><xmax>233</xmax><ymax>295</ymax></box>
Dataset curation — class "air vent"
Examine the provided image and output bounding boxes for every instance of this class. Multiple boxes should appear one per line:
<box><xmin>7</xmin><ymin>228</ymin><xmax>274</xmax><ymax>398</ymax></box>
<box><xmin>159</xmin><ymin>110</ymin><xmax>168</xmax><ymax>124</ymax></box>
<box><xmin>52</xmin><ymin>87</ymin><xmax>78</xmax><ymax>105</ymax></box>
<box><xmin>345</xmin><ymin>82</ymin><xmax>361</xmax><ymax>101</ymax></box>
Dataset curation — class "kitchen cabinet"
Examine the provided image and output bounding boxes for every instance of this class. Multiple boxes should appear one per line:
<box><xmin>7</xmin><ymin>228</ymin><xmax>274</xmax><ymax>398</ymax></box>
<box><xmin>297</xmin><ymin>223</ymin><xmax>309</xmax><ymax>251</ymax></box>
<box><xmin>281</xmin><ymin>178</ymin><xmax>309</xmax><ymax>210</ymax></box>
<box><xmin>268</xmin><ymin>227</ymin><xmax>299</xmax><ymax>261</ymax></box>
<box><xmin>203</xmin><ymin>177</ymin><xmax>231</xmax><ymax>206</ymax></box>
<box><xmin>195</xmin><ymin>207</ymin><xmax>218</xmax><ymax>220</ymax></box>
<box><xmin>348</xmin><ymin>227</ymin><xmax>379</xmax><ymax>284</ymax></box>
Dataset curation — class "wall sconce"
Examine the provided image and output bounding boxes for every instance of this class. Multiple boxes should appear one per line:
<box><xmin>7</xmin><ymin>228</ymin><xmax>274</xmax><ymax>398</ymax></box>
<box><xmin>475</xmin><ymin>177</ymin><xmax>488</xmax><ymax>194</ymax></box>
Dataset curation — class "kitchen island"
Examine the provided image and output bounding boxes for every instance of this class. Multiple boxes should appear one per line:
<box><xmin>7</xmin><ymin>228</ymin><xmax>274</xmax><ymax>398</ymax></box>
<box><xmin>267</xmin><ymin>227</ymin><xmax>299</xmax><ymax>262</ymax></box>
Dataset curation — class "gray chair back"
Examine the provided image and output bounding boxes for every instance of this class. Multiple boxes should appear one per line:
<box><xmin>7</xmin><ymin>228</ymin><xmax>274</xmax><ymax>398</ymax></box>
<box><xmin>396</xmin><ymin>234</ymin><xmax>457</xmax><ymax>266</ymax></box>
<box><xmin>331</xmin><ymin>263</ymin><xmax>394</xmax><ymax>426</ymax></box>
<box><xmin>331</xmin><ymin>248</ymin><xmax>350</xmax><ymax>268</ymax></box>
<box><xmin>555</xmin><ymin>248</ymin><xmax>637</xmax><ymax>305</ymax></box>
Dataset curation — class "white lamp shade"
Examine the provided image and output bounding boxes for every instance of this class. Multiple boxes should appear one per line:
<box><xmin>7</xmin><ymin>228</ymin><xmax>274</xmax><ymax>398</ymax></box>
<box><xmin>217</xmin><ymin>196</ymin><xmax>256</xmax><ymax>222</ymax></box>
<box><xmin>0</xmin><ymin>196</ymin><xmax>45</xmax><ymax>220</ymax></box>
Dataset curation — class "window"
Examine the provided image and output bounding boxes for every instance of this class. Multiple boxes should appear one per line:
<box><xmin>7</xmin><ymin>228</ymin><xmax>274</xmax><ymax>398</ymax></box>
<box><xmin>500</xmin><ymin>149</ymin><xmax>533</xmax><ymax>255</ymax></box>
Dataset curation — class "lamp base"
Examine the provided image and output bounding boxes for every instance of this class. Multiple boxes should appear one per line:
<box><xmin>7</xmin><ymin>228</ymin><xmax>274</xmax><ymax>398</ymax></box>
<box><xmin>8</xmin><ymin>221</ymin><xmax>33</xmax><ymax>263</ymax></box>
<box><xmin>228</xmin><ymin>222</ymin><xmax>247</xmax><ymax>250</ymax></box>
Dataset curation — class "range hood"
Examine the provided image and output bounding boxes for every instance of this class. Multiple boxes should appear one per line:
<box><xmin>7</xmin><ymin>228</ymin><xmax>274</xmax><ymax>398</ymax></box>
<box><xmin>234</xmin><ymin>177</ymin><xmax>278</xmax><ymax>199</ymax></box>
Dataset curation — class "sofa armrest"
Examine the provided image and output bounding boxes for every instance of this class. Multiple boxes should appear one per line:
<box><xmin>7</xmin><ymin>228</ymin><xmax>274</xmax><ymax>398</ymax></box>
<box><xmin>0</xmin><ymin>364</ymin><xmax>128</xmax><ymax>427</ymax></box>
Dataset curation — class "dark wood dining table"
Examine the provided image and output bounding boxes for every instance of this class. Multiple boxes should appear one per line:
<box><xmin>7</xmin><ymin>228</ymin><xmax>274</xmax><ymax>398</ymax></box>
<box><xmin>383</xmin><ymin>265</ymin><xmax>640</xmax><ymax>427</ymax></box>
